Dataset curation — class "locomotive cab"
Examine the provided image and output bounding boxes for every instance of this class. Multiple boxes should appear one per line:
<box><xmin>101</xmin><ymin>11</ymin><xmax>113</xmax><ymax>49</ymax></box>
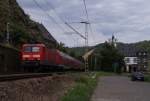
<box><xmin>21</xmin><ymin>44</ymin><xmax>45</xmax><ymax>67</ymax></box>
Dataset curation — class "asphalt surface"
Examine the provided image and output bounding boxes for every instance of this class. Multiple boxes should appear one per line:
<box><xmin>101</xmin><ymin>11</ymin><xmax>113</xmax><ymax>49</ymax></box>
<box><xmin>91</xmin><ymin>76</ymin><xmax>150</xmax><ymax>101</ymax></box>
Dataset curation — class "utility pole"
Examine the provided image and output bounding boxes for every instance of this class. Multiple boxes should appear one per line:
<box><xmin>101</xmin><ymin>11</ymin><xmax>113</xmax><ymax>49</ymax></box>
<box><xmin>80</xmin><ymin>21</ymin><xmax>90</xmax><ymax>72</ymax></box>
<box><xmin>94</xmin><ymin>56</ymin><xmax>97</xmax><ymax>71</ymax></box>
<box><xmin>6</xmin><ymin>22</ymin><xmax>10</xmax><ymax>44</ymax></box>
<box><xmin>65</xmin><ymin>21</ymin><xmax>90</xmax><ymax>72</ymax></box>
<box><xmin>6</xmin><ymin>0</ymin><xmax>10</xmax><ymax>44</ymax></box>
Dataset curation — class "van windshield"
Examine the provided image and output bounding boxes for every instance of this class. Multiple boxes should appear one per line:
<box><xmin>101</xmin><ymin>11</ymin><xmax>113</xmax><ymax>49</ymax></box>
<box><xmin>24</xmin><ymin>46</ymin><xmax>40</xmax><ymax>52</ymax></box>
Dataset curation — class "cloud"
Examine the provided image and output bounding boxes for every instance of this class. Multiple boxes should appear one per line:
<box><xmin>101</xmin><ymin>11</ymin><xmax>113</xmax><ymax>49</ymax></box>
<box><xmin>17</xmin><ymin>0</ymin><xmax>150</xmax><ymax>47</ymax></box>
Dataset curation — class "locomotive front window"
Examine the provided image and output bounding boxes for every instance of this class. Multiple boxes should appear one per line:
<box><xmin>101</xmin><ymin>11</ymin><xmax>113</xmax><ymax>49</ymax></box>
<box><xmin>24</xmin><ymin>46</ymin><xmax>40</xmax><ymax>52</ymax></box>
<box><xmin>32</xmin><ymin>47</ymin><xmax>40</xmax><ymax>52</ymax></box>
<box><xmin>24</xmin><ymin>47</ymin><xmax>32</xmax><ymax>52</ymax></box>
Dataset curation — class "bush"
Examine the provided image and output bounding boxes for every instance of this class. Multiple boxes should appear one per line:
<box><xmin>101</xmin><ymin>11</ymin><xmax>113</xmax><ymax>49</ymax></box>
<box><xmin>145</xmin><ymin>75</ymin><xmax>150</xmax><ymax>82</ymax></box>
<box><xmin>62</xmin><ymin>72</ymin><xmax>114</xmax><ymax>101</ymax></box>
<box><xmin>62</xmin><ymin>73</ymin><xmax>97</xmax><ymax>101</ymax></box>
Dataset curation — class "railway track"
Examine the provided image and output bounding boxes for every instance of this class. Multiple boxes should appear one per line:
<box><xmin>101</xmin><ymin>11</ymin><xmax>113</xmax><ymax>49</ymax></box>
<box><xmin>0</xmin><ymin>70</ymin><xmax>83</xmax><ymax>82</ymax></box>
<box><xmin>0</xmin><ymin>73</ymin><xmax>60</xmax><ymax>82</ymax></box>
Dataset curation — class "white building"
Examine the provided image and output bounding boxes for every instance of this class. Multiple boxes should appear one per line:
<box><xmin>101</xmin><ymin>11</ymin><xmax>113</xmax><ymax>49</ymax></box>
<box><xmin>118</xmin><ymin>44</ymin><xmax>148</xmax><ymax>72</ymax></box>
<box><xmin>124</xmin><ymin>57</ymin><xmax>138</xmax><ymax>72</ymax></box>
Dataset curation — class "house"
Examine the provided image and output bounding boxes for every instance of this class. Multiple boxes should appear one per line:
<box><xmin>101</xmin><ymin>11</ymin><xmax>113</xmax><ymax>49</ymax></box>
<box><xmin>136</xmin><ymin>50</ymin><xmax>148</xmax><ymax>71</ymax></box>
<box><xmin>118</xmin><ymin>44</ymin><xmax>148</xmax><ymax>72</ymax></box>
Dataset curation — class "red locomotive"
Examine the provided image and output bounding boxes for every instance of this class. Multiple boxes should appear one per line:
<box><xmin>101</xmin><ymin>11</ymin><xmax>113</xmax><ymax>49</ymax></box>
<box><xmin>21</xmin><ymin>44</ymin><xmax>84</xmax><ymax>71</ymax></box>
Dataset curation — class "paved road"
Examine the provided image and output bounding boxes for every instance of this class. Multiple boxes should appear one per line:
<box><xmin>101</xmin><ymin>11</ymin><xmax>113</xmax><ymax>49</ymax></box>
<box><xmin>91</xmin><ymin>76</ymin><xmax>150</xmax><ymax>101</ymax></box>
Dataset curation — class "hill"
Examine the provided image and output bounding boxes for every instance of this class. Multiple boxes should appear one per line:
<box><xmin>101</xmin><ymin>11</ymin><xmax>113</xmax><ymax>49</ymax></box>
<box><xmin>134</xmin><ymin>40</ymin><xmax>150</xmax><ymax>54</ymax></box>
<box><xmin>69</xmin><ymin>40</ymin><xmax>150</xmax><ymax>57</ymax></box>
<box><xmin>0</xmin><ymin>0</ymin><xmax>57</xmax><ymax>48</ymax></box>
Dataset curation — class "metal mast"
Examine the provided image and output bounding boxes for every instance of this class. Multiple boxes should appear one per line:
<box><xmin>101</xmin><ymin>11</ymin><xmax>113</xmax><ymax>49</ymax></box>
<box><xmin>6</xmin><ymin>23</ymin><xmax>10</xmax><ymax>44</ymax></box>
<box><xmin>6</xmin><ymin>0</ymin><xmax>10</xmax><ymax>44</ymax></box>
<box><xmin>80</xmin><ymin>21</ymin><xmax>89</xmax><ymax>72</ymax></box>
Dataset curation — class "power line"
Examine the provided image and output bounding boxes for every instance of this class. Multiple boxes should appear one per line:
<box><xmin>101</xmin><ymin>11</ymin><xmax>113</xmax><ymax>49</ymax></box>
<box><xmin>83</xmin><ymin>0</ymin><xmax>89</xmax><ymax>22</ymax></box>
<box><xmin>32</xmin><ymin>0</ymin><xmax>75</xmax><ymax>45</ymax></box>
<box><xmin>44</xmin><ymin>0</ymin><xmax>66</xmax><ymax>23</ymax></box>
<box><xmin>65</xmin><ymin>22</ymin><xmax>86</xmax><ymax>39</ymax></box>
<box><xmin>43</xmin><ymin>0</ymin><xmax>74</xmax><ymax>34</ymax></box>
<box><xmin>32</xmin><ymin>0</ymin><xmax>66</xmax><ymax>33</ymax></box>
<box><xmin>43</xmin><ymin>0</ymin><xmax>86</xmax><ymax>37</ymax></box>
<box><xmin>41</xmin><ymin>0</ymin><xmax>85</xmax><ymax>45</ymax></box>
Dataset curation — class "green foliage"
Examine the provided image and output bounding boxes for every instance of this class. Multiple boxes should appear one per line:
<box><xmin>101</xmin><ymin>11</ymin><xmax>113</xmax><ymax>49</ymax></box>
<box><xmin>58</xmin><ymin>42</ymin><xmax>67</xmax><ymax>52</ymax></box>
<box><xmin>0</xmin><ymin>0</ymin><xmax>56</xmax><ymax>48</ymax></box>
<box><xmin>0</xmin><ymin>32</ymin><xmax>5</xmax><ymax>42</ymax></box>
<box><xmin>135</xmin><ymin>41</ymin><xmax>150</xmax><ymax>54</ymax></box>
<box><xmin>69</xmin><ymin>51</ymin><xmax>76</xmax><ymax>58</ymax></box>
<box><xmin>68</xmin><ymin>47</ymin><xmax>92</xmax><ymax>57</ymax></box>
<box><xmin>62</xmin><ymin>72</ymin><xmax>114</xmax><ymax>101</ymax></box>
<box><xmin>10</xmin><ymin>24</ymin><xmax>30</xmax><ymax>45</ymax></box>
<box><xmin>144</xmin><ymin>75</ymin><xmax>150</xmax><ymax>82</ymax></box>
<box><xmin>99</xmin><ymin>42</ymin><xmax>124</xmax><ymax>72</ymax></box>
<box><xmin>69</xmin><ymin>40</ymin><xmax>150</xmax><ymax>72</ymax></box>
<box><xmin>62</xmin><ymin>73</ymin><xmax>97</xmax><ymax>101</ymax></box>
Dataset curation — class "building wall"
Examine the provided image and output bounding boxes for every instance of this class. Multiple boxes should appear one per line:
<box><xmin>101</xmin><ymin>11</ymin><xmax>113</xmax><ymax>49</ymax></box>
<box><xmin>0</xmin><ymin>45</ymin><xmax>20</xmax><ymax>74</ymax></box>
<box><xmin>137</xmin><ymin>51</ymin><xmax>148</xmax><ymax>71</ymax></box>
<box><xmin>124</xmin><ymin>57</ymin><xmax>138</xmax><ymax>65</ymax></box>
<box><xmin>124</xmin><ymin>52</ymin><xmax>148</xmax><ymax>72</ymax></box>
<box><xmin>124</xmin><ymin>57</ymin><xmax>138</xmax><ymax>72</ymax></box>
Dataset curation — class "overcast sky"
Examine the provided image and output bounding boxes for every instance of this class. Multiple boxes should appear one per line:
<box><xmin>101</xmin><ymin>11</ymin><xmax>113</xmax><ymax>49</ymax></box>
<box><xmin>17</xmin><ymin>0</ymin><xmax>150</xmax><ymax>47</ymax></box>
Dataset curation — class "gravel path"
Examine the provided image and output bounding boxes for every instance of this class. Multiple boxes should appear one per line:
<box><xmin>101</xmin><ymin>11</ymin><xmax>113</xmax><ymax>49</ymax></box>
<box><xmin>91</xmin><ymin>76</ymin><xmax>150</xmax><ymax>101</ymax></box>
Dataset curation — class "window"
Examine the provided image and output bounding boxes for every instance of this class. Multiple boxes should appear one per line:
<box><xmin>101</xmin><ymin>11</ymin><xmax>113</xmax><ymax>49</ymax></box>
<box><xmin>133</xmin><ymin>58</ymin><xmax>137</xmax><ymax>63</ymax></box>
<box><xmin>143</xmin><ymin>58</ymin><xmax>147</xmax><ymax>63</ymax></box>
<box><xmin>32</xmin><ymin>47</ymin><xmax>40</xmax><ymax>52</ymax></box>
<box><xmin>143</xmin><ymin>52</ymin><xmax>147</xmax><ymax>55</ymax></box>
<box><xmin>125</xmin><ymin>58</ymin><xmax>130</xmax><ymax>63</ymax></box>
<box><xmin>24</xmin><ymin>46</ymin><xmax>40</xmax><ymax>52</ymax></box>
<box><xmin>24</xmin><ymin>47</ymin><xmax>32</xmax><ymax>52</ymax></box>
<box><xmin>138</xmin><ymin>52</ymin><xmax>141</xmax><ymax>55</ymax></box>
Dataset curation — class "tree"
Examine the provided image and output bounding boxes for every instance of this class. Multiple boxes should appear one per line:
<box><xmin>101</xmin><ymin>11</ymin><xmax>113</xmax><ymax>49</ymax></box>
<box><xmin>69</xmin><ymin>51</ymin><xmax>76</xmax><ymax>57</ymax></box>
<box><xmin>10</xmin><ymin>24</ymin><xmax>31</xmax><ymax>46</ymax></box>
<box><xmin>99</xmin><ymin>42</ymin><xmax>124</xmax><ymax>73</ymax></box>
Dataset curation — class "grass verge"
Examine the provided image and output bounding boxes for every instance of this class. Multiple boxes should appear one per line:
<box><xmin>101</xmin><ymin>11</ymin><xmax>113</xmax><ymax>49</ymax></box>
<box><xmin>145</xmin><ymin>75</ymin><xmax>150</xmax><ymax>82</ymax></box>
<box><xmin>61</xmin><ymin>72</ymin><xmax>113</xmax><ymax>101</ymax></box>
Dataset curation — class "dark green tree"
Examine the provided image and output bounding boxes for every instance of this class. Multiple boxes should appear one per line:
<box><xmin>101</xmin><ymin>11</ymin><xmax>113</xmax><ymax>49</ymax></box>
<box><xmin>10</xmin><ymin>24</ymin><xmax>31</xmax><ymax>46</ymax></box>
<box><xmin>99</xmin><ymin>42</ymin><xmax>124</xmax><ymax>73</ymax></box>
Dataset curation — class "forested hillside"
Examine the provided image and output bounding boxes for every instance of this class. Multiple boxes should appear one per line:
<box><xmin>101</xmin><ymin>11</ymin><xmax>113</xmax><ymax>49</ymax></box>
<box><xmin>0</xmin><ymin>0</ymin><xmax>57</xmax><ymax>48</ymax></box>
<box><xmin>69</xmin><ymin>40</ymin><xmax>150</xmax><ymax>57</ymax></box>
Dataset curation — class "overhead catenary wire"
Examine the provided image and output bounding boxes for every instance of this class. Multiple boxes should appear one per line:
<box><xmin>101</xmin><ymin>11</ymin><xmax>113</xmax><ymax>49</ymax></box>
<box><xmin>65</xmin><ymin>22</ymin><xmax>86</xmax><ymax>39</ymax></box>
<box><xmin>32</xmin><ymin>0</ymin><xmax>66</xmax><ymax>33</ymax></box>
<box><xmin>44</xmin><ymin>0</ymin><xmax>86</xmax><ymax>36</ymax></box>
<box><xmin>43</xmin><ymin>0</ymin><xmax>76</xmax><ymax>45</ymax></box>
<box><xmin>83</xmin><ymin>0</ymin><xmax>89</xmax><ymax>22</ymax></box>
<box><xmin>32</xmin><ymin>0</ymin><xmax>96</xmax><ymax>47</ymax></box>
<box><xmin>43</xmin><ymin>0</ymin><xmax>86</xmax><ymax>46</ymax></box>
<box><xmin>44</xmin><ymin>0</ymin><xmax>66</xmax><ymax>23</ymax></box>
<box><xmin>32</xmin><ymin>0</ymin><xmax>78</xmax><ymax>45</ymax></box>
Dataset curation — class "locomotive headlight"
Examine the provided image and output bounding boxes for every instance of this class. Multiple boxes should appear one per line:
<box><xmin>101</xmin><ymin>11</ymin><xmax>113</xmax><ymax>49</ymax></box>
<box><xmin>33</xmin><ymin>55</ymin><xmax>40</xmax><ymax>58</ymax></box>
<box><xmin>23</xmin><ymin>55</ymin><xmax>30</xmax><ymax>58</ymax></box>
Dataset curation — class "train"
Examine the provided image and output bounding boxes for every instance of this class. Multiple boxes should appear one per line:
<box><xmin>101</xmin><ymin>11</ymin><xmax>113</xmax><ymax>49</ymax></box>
<box><xmin>21</xmin><ymin>44</ymin><xmax>84</xmax><ymax>71</ymax></box>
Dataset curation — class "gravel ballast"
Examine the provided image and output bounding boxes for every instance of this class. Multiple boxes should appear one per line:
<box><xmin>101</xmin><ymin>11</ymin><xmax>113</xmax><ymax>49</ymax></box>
<box><xmin>0</xmin><ymin>75</ymin><xmax>74</xmax><ymax>101</ymax></box>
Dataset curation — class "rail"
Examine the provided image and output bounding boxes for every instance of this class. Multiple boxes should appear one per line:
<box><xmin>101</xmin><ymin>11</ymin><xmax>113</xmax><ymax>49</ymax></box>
<box><xmin>0</xmin><ymin>73</ymin><xmax>54</xmax><ymax>82</ymax></box>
